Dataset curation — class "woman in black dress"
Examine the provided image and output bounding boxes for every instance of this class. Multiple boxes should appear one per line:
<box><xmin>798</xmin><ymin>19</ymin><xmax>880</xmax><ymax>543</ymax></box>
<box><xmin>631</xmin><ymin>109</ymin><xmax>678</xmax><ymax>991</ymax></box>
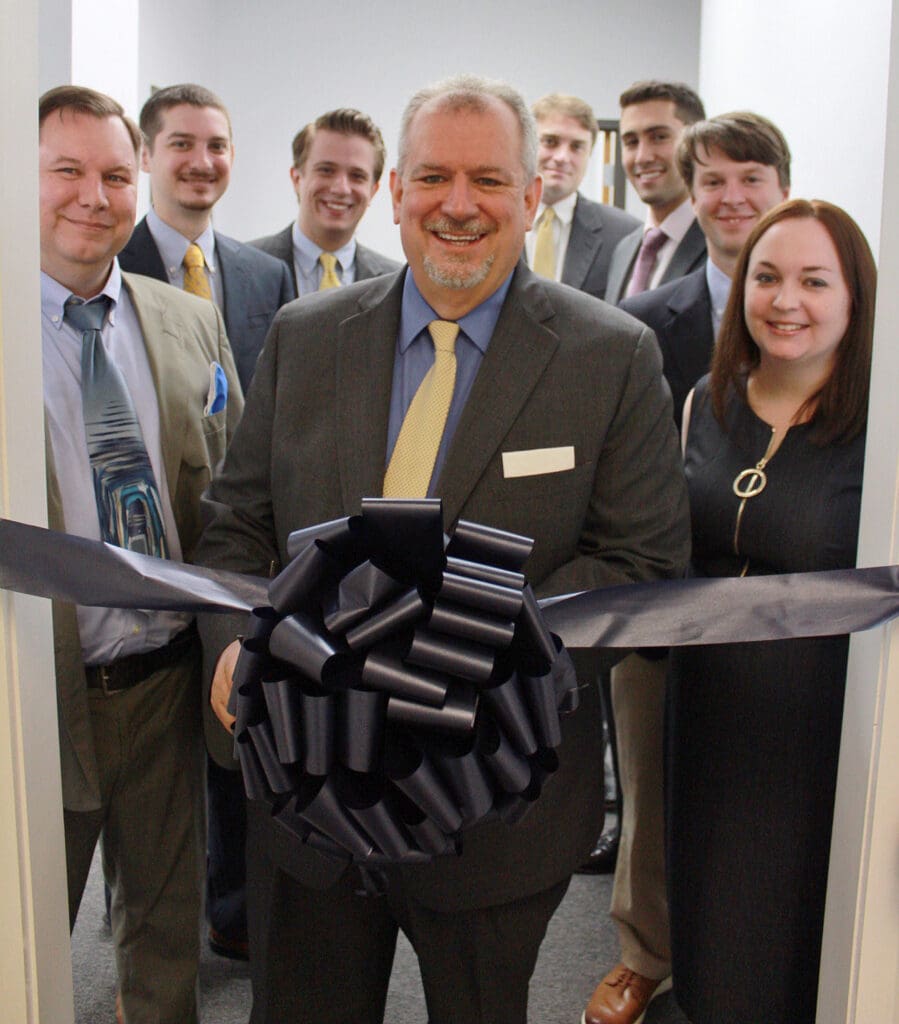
<box><xmin>668</xmin><ymin>199</ymin><xmax>876</xmax><ymax>1024</ymax></box>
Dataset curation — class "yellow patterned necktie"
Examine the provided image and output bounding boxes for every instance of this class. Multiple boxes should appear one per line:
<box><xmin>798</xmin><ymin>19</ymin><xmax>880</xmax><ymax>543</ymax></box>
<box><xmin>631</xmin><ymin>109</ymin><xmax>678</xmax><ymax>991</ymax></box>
<box><xmin>532</xmin><ymin>206</ymin><xmax>556</xmax><ymax>279</ymax></box>
<box><xmin>318</xmin><ymin>252</ymin><xmax>341</xmax><ymax>290</ymax></box>
<box><xmin>383</xmin><ymin>320</ymin><xmax>460</xmax><ymax>498</ymax></box>
<box><xmin>183</xmin><ymin>242</ymin><xmax>212</xmax><ymax>300</ymax></box>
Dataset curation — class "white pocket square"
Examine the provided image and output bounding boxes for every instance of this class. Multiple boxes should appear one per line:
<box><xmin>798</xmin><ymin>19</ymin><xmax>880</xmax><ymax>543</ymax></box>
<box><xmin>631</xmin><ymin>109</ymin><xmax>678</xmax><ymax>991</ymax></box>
<box><xmin>502</xmin><ymin>446</ymin><xmax>575</xmax><ymax>479</ymax></box>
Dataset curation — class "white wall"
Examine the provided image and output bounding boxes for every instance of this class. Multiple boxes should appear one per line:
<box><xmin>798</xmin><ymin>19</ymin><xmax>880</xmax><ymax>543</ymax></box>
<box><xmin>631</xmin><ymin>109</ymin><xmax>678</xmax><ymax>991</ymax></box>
<box><xmin>699</xmin><ymin>0</ymin><xmax>891</xmax><ymax>255</ymax></box>
<box><xmin>136</xmin><ymin>0</ymin><xmax>702</xmax><ymax>259</ymax></box>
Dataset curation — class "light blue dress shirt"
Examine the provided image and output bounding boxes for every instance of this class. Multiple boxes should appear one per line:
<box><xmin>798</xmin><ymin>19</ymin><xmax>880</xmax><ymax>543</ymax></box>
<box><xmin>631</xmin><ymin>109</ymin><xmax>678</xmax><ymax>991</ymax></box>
<box><xmin>146</xmin><ymin>208</ymin><xmax>224</xmax><ymax>309</ymax></box>
<box><xmin>42</xmin><ymin>262</ymin><xmax>190</xmax><ymax>664</ymax></box>
<box><xmin>386</xmin><ymin>269</ymin><xmax>513</xmax><ymax>495</ymax></box>
<box><xmin>291</xmin><ymin>222</ymin><xmax>357</xmax><ymax>296</ymax></box>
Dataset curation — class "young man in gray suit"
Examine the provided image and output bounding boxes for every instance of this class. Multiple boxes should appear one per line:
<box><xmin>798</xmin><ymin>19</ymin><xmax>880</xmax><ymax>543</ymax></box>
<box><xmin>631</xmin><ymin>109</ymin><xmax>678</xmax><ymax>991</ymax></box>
<box><xmin>119</xmin><ymin>83</ymin><xmax>296</xmax><ymax>393</ymax></box>
<box><xmin>251</xmin><ymin>108</ymin><xmax>400</xmax><ymax>294</ymax></box>
<box><xmin>527</xmin><ymin>93</ymin><xmax>639</xmax><ymax>298</ymax></box>
<box><xmin>197</xmin><ymin>73</ymin><xmax>689</xmax><ymax>1024</ymax></box>
<box><xmin>39</xmin><ymin>86</ymin><xmax>243</xmax><ymax>1023</ymax></box>
<box><xmin>604</xmin><ymin>81</ymin><xmax>707</xmax><ymax>305</ymax></box>
<box><xmin>118</xmin><ymin>82</ymin><xmax>294</xmax><ymax>963</ymax></box>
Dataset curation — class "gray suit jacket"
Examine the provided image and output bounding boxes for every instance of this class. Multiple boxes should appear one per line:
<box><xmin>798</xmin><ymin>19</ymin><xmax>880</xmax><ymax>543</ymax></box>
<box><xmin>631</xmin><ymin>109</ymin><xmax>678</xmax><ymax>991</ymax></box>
<box><xmin>119</xmin><ymin>218</ymin><xmax>296</xmax><ymax>392</ymax></box>
<box><xmin>559</xmin><ymin>194</ymin><xmax>640</xmax><ymax>300</ymax></box>
<box><xmin>605</xmin><ymin>217</ymin><xmax>707</xmax><ymax>305</ymax></box>
<box><xmin>249</xmin><ymin>223</ymin><xmax>401</xmax><ymax>293</ymax></box>
<box><xmin>619</xmin><ymin>265</ymin><xmax>715</xmax><ymax>430</ymax></box>
<box><xmin>196</xmin><ymin>264</ymin><xmax>689</xmax><ymax>909</ymax></box>
<box><xmin>49</xmin><ymin>272</ymin><xmax>244</xmax><ymax>812</ymax></box>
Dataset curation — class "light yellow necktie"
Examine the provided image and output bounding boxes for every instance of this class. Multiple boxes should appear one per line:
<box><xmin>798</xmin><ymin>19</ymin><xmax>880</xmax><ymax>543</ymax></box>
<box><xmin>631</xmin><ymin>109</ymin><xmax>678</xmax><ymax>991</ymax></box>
<box><xmin>532</xmin><ymin>207</ymin><xmax>556</xmax><ymax>280</ymax></box>
<box><xmin>182</xmin><ymin>242</ymin><xmax>212</xmax><ymax>300</ymax></box>
<box><xmin>318</xmin><ymin>252</ymin><xmax>341</xmax><ymax>290</ymax></box>
<box><xmin>383</xmin><ymin>320</ymin><xmax>460</xmax><ymax>498</ymax></box>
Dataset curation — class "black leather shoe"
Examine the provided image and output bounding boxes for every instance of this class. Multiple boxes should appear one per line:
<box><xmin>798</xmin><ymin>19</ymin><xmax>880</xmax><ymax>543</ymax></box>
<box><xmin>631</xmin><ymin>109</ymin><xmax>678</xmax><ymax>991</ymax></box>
<box><xmin>209</xmin><ymin>926</ymin><xmax>250</xmax><ymax>961</ymax></box>
<box><xmin>576</xmin><ymin>827</ymin><xmax>619</xmax><ymax>875</ymax></box>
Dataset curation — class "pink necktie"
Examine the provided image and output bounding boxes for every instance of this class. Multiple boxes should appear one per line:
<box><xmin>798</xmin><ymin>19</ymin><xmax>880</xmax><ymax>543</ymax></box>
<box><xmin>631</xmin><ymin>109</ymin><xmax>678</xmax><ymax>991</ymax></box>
<box><xmin>625</xmin><ymin>227</ymin><xmax>667</xmax><ymax>297</ymax></box>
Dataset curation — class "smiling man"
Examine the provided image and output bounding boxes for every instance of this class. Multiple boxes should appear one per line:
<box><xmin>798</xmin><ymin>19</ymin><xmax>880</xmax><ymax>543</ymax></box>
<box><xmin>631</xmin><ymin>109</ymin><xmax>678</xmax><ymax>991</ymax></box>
<box><xmin>195</xmin><ymin>73</ymin><xmax>689</xmax><ymax>1024</ymax></box>
<box><xmin>118</xmin><ymin>82</ymin><xmax>291</xmax><ymax>965</ymax></box>
<box><xmin>604</xmin><ymin>82</ymin><xmax>707</xmax><ymax>304</ymax></box>
<box><xmin>119</xmin><ymin>84</ymin><xmax>295</xmax><ymax>393</ymax></box>
<box><xmin>251</xmin><ymin>108</ymin><xmax>400</xmax><ymax>294</ymax></box>
<box><xmin>527</xmin><ymin>93</ymin><xmax>639</xmax><ymax>297</ymax></box>
<box><xmin>39</xmin><ymin>85</ymin><xmax>242</xmax><ymax>1024</ymax></box>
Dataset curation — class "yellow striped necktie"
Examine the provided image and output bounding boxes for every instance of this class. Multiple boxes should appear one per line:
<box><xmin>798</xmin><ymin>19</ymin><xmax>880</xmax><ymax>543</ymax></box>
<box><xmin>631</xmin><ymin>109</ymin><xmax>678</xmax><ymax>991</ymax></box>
<box><xmin>182</xmin><ymin>243</ymin><xmax>212</xmax><ymax>300</ymax></box>
<box><xmin>383</xmin><ymin>320</ymin><xmax>460</xmax><ymax>498</ymax></box>
<box><xmin>318</xmin><ymin>252</ymin><xmax>341</xmax><ymax>290</ymax></box>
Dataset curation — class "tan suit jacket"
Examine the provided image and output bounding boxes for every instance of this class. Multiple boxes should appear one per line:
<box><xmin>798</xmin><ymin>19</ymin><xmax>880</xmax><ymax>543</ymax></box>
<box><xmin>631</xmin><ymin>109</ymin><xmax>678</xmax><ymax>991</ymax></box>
<box><xmin>48</xmin><ymin>271</ymin><xmax>244</xmax><ymax>812</ymax></box>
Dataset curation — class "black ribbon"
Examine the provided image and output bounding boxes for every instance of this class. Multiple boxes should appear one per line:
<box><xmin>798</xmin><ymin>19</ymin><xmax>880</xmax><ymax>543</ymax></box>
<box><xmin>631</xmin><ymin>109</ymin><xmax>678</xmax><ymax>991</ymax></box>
<box><xmin>4</xmin><ymin>505</ymin><xmax>899</xmax><ymax>865</ymax></box>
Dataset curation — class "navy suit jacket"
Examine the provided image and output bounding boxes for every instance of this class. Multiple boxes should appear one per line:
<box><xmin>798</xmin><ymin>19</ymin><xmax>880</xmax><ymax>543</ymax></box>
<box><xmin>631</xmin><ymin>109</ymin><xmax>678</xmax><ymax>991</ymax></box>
<box><xmin>619</xmin><ymin>266</ymin><xmax>715</xmax><ymax>430</ymax></box>
<box><xmin>558</xmin><ymin>194</ymin><xmax>640</xmax><ymax>300</ymax></box>
<box><xmin>249</xmin><ymin>223</ymin><xmax>401</xmax><ymax>293</ymax></box>
<box><xmin>119</xmin><ymin>218</ymin><xmax>296</xmax><ymax>392</ymax></box>
<box><xmin>605</xmin><ymin>217</ymin><xmax>707</xmax><ymax>305</ymax></box>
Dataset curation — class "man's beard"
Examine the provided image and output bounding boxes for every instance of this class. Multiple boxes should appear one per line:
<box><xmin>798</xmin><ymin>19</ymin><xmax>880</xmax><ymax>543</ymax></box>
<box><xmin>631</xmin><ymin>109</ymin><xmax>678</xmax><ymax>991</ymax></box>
<box><xmin>423</xmin><ymin>252</ymin><xmax>494</xmax><ymax>290</ymax></box>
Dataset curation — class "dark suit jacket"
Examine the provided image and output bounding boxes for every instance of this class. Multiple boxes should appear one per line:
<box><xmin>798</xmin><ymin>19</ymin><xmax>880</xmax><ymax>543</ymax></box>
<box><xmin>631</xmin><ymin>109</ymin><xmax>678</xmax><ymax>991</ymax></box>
<box><xmin>249</xmin><ymin>223</ymin><xmax>401</xmax><ymax>293</ymax></box>
<box><xmin>605</xmin><ymin>217</ymin><xmax>707</xmax><ymax>305</ymax></box>
<box><xmin>119</xmin><ymin>218</ymin><xmax>295</xmax><ymax>392</ymax></box>
<box><xmin>619</xmin><ymin>266</ymin><xmax>715</xmax><ymax>430</ymax></box>
<box><xmin>49</xmin><ymin>272</ymin><xmax>244</xmax><ymax>812</ymax></box>
<box><xmin>196</xmin><ymin>264</ymin><xmax>689</xmax><ymax>911</ymax></box>
<box><xmin>558</xmin><ymin>194</ymin><xmax>640</xmax><ymax>300</ymax></box>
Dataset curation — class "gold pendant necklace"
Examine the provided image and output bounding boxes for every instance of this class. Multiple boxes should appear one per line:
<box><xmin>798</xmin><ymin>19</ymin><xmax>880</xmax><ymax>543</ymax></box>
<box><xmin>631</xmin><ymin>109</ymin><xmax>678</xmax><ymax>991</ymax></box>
<box><xmin>732</xmin><ymin>428</ymin><xmax>778</xmax><ymax>574</ymax></box>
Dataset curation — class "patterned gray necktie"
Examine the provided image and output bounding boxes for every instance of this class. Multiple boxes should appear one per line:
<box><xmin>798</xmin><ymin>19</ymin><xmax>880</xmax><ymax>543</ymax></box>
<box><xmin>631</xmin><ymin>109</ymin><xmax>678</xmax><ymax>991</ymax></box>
<box><xmin>65</xmin><ymin>296</ymin><xmax>169</xmax><ymax>558</ymax></box>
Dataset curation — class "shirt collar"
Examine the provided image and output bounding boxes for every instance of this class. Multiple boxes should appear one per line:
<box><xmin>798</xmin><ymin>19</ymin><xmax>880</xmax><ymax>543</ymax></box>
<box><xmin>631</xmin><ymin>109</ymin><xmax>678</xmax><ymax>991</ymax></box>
<box><xmin>147</xmin><ymin>208</ymin><xmax>217</xmax><ymax>274</ymax></box>
<box><xmin>705</xmin><ymin>257</ymin><xmax>732</xmax><ymax>317</ymax></box>
<box><xmin>292</xmin><ymin>222</ymin><xmax>357</xmax><ymax>275</ymax></box>
<box><xmin>649</xmin><ymin>196</ymin><xmax>695</xmax><ymax>244</ymax></box>
<box><xmin>398</xmin><ymin>269</ymin><xmax>514</xmax><ymax>355</ymax></box>
<box><xmin>41</xmin><ymin>260</ymin><xmax>123</xmax><ymax>329</ymax></box>
<box><xmin>537</xmin><ymin>189</ymin><xmax>578</xmax><ymax>227</ymax></box>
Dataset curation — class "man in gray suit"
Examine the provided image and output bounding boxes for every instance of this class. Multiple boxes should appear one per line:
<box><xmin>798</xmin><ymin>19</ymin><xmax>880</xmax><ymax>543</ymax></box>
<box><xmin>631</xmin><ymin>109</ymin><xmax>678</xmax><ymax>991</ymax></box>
<box><xmin>119</xmin><ymin>84</ymin><xmax>295</xmax><ymax>394</ymax></box>
<box><xmin>584</xmin><ymin>112</ymin><xmax>791</xmax><ymax>1024</ymax></box>
<box><xmin>604</xmin><ymin>82</ymin><xmax>707</xmax><ymax>304</ymax></box>
<box><xmin>118</xmin><ymin>82</ymin><xmax>293</xmax><ymax>962</ymax></box>
<box><xmin>39</xmin><ymin>86</ymin><xmax>243</xmax><ymax>1022</ymax></box>
<box><xmin>197</xmin><ymin>73</ymin><xmax>689</xmax><ymax>1024</ymax></box>
<box><xmin>251</xmin><ymin>108</ymin><xmax>400</xmax><ymax>294</ymax></box>
<box><xmin>527</xmin><ymin>93</ymin><xmax>639</xmax><ymax>298</ymax></box>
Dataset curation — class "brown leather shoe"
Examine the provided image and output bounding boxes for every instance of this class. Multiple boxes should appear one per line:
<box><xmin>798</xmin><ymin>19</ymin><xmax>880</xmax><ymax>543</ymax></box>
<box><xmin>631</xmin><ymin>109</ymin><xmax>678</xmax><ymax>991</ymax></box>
<box><xmin>581</xmin><ymin>964</ymin><xmax>672</xmax><ymax>1024</ymax></box>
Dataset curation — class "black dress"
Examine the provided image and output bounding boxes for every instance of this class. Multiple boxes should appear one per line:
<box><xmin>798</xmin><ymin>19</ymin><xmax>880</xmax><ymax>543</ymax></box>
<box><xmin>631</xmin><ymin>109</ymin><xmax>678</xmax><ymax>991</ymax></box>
<box><xmin>667</xmin><ymin>376</ymin><xmax>866</xmax><ymax>1024</ymax></box>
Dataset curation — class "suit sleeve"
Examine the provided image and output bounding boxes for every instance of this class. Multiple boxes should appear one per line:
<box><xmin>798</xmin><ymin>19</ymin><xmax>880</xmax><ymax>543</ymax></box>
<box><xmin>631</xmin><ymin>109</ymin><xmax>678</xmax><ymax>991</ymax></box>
<box><xmin>536</xmin><ymin>325</ymin><xmax>690</xmax><ymax>598</ymax></box>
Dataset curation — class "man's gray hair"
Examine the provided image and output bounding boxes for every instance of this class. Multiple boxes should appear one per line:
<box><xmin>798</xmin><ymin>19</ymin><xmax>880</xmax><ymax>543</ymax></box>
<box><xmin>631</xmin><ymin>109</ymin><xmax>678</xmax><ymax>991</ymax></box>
<box><xmin>397</xmin><ymin>73</ymin><xmax>537</xmax><ymax>181</ymax></box>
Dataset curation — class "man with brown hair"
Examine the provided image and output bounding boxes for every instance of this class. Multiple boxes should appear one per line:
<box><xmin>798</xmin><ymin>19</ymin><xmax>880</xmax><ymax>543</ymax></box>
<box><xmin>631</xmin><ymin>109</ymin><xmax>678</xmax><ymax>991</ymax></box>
<box><xmin>527</xmin><ymin>92</ymin><xmax>638</xmax><ymax>298</ymax></box>
<box><xmin>119</xmin><ymin>83</ymin><xmax>294</xmax><ymax>394</ymax></box>
<box><xmin>605</xmin><ymin>81</ymin><xmax>707</xmax><ymax>304</ymax></box>
<box><xmin>39</xmin><ymin>84</ymin><xmax>242</xmax><ymax>1021</ymax></box>
<box><xmin>583</xmin><ymin>112</ymin><xmax>791</xmax><ymax>1024</ymax></box>
<box><xmin>251</xmin><ymin>108</ymin><xmax>400</xmax><ymax>293</ymax></box>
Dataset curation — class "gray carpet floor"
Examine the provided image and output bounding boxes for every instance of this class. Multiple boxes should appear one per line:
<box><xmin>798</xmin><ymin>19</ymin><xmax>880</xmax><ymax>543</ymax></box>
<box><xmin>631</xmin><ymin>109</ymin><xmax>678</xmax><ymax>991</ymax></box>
<box><xmin>72</xmin><ymin>840</ymin><xmax>689</xmax><ymax>1023</ymax></box>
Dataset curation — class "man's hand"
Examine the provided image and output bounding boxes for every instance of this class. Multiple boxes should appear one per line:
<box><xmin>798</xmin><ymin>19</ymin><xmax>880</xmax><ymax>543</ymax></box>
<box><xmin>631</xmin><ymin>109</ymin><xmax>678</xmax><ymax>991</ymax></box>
<box><xmin>211</xmin><ymin>639</ymin><xmax>241</xmax><ymax>731</ymax></box>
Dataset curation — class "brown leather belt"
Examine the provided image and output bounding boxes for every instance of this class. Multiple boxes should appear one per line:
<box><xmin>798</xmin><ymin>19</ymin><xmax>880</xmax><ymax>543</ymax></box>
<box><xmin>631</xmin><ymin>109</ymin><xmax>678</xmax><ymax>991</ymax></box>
<box><xmin>85</xmin><ymin>622</ymin><xmax>198</xmax><ymax>694</ymax></box>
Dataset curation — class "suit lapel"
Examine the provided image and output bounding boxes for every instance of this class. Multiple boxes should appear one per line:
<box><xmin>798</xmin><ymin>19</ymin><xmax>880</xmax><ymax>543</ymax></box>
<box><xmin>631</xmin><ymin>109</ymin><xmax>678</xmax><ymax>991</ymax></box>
<box><xmin>215</xmin><ymin>233</ymin><xmax>246</xmax><ymax>334</ymax></box>
<box><xmin>607</xmin><ymin>228</ymin><xmax>641</xmax><ymax>303</ymax></box>
<box><xmin>122</xmin><ymin>273</ymin><xmax>188</xmax><ymax>500</ymax></box>
<box><xmin>664</xmin><ymin>271</ymin><xmax>715</xmax><ymax>386</ymax></box>
<box><xmin>436</xmin><ymin>268</ymin><xmax>559</xmax><ymax>526</ymax></box>
<box><xmin>121</xmin><ymin>217</ymin><xmax>168</xmax><ymax>279</ymax></box>
<box><xmin>561</xmin><ymin>194</ymin><xmax>600</xmax><ymax>290</ymax></box>
<box><xmin>663</xmin><ymin>219</ymin><xmax>707</xmax><ymax>284</ymax></box>
<box><xmin>335</xmin><ymin>274</ymin><xmax>405</xmax><ymax>510</ymax></box>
